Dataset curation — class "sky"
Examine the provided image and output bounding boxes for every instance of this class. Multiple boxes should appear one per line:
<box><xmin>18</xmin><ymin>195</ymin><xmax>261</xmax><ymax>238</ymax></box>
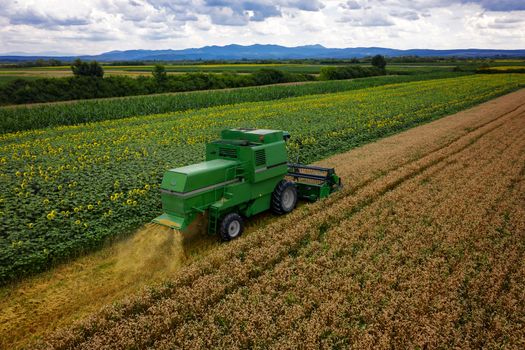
<box><xmin>0</xmin><ymin>0</ymin><xmax>524</xmax><ymax>55</ymax></box>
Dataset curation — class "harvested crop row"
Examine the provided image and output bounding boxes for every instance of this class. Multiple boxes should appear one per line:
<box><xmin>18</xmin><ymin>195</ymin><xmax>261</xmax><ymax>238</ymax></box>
<box><xmin>164</xmin><ymin>110</ymin><xmax>525</xmax><ymax>349</ymax></box>
<box><xmin>145</xmin><ymin>90</ymin><xmax>525</xmax><ymax>347</ymax></box>
<box><xmin>36</xmin><ymin>90</ymin><xmax>525</xmax><ymax>349</ymax></box>
<box><xmin>2</xmin><ymin>74</ymin><xmax>524</xmax><ymax>285</ymax></box>
<box><xmin>270</xmin><ymin>120</ymin><xmax>525</xmax><ymax>349</ymax></box>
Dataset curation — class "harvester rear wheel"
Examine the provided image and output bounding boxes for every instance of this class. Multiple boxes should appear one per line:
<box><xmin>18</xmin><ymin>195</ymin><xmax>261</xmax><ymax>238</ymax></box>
<box><xmin>219</xmin><ymin>213</ymin><xmax>244</xmax><ymax>241</ymax></box>
<box><xmin>271</xmin><ymin>180</ymin><xmax>298</xmax><ymax>215</ymax></box>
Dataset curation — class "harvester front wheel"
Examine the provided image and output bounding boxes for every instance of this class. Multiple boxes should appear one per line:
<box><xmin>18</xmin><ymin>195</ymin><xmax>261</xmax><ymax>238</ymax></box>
<box><xmin>271</xmin><ymin>180</ymin><xmax>298</xmax><ymax>215</ymax></box>
<box><xmin>219</xmin><ymin>213</ymin><xmax>244</xmax><ymax>241</ymax></box>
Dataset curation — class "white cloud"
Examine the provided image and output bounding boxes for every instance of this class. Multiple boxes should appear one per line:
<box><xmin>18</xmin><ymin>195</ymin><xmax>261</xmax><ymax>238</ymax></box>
<box><xmin>0</xmin><ymin>0</ymin><xmax>523</xmax><ymax>54</ymax></box>
<box><xmin>340</xmin><ymin>1</ymin><xmax>362</xmax><ymax>10</ymax></box>
<box><xmin>389</xmin><ymin>10</ymin><xmax>420</xmax><ymax>21</ymax></box>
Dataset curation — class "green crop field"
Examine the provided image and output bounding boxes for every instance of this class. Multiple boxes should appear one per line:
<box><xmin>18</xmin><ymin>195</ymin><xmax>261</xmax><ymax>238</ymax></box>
<box><xmin>1</xmin><ymin>74</ymin><xmax>524</xmax><ymax>284</ymax></box>
<box><xmin>0</xmin><ymin>62</ymin><xmax>478</xmax><ymax>81</ymax></box>
<box><xmin>114</xmin><ymin>63</ymin><xmax>327</xmax><ymax>74</ymax></box>
<box><xmin>0</xmin><ymin>72</ymin><xmax>468</xmax><ymax>134</ymax></box>
<box><xmin>5</xmin><ymin>63</ymin><xmax>333</xmax><ymax>74</ymax></box>
<box><xmin>1</xmin><ymin>59</ymin><xmax>522</xmax><ymax>82</ymax></box>
<box><xmin>0</xmin><ymin>64</ymin><xmax>326</xmax><ymax>80</ymax></box>
<box><xmin>0</xmin><ymin>75</ymin><xmax>40</xmax><ymax>86</ymax></box>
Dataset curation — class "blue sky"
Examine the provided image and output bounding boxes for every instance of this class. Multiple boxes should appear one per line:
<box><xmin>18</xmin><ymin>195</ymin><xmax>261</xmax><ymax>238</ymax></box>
<box><xmin>0</xmin><ymin>0</ymin><xmax>524</xmax><ymax>54</ymax></box>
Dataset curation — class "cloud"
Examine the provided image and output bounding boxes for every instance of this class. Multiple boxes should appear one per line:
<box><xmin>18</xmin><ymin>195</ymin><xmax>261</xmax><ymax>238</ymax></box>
<box><xmin>466</xmin><ymin>0</ymin><xmax>525</xmax><ymax>12</ymax></box>
<box><xmin>339</xmin><ymin>13</ymin><xmax>395</xmax><ymax>26</ymax></box>
<box><xmin>0</xmin><ymin>0</ymin><xmax>523</xmax><ymax>54</ymax></box>
<box><xmin>205</xmin><ymin>6</ymin><xmax>251</xmax><ymax>25</ymax></box>
<box><xmin>67</xmin><ymin>32</ymin><xmax>118</xmax><ymax>42</ymax></box>
<box><xmin>145</xmin><ymin>30</ymin><xmax>184</xmax><ymax>40</ymax></box>
<box><xmin>494</xmin><ymin>17</ymin><xmax>523</xmax><ymax>24</ymax></box>
<box><xmin>389</xmin><ymin>10</ymin><xmax>420</xmax><ymax>21</ymax></box>
<box><xmin>338</xmin><ymin>1</ymin><xmax>395</xmax><ymax>26</ymax></box>
<box><xmin>206</xmin><ymin>1</ymin><xmax>281</xmax><ymax>24</ymax></box>
<box><xmin>8</xmin><ymin>8</ymin><xmax>90</xmax><ymax>27</ymax></box>
<box><xmin>200</xmin><ymin>0</ymin><xmax>324</xmax><ymax>24</ymax></box>
<box><xmin>145</xmin><ymin>0</ymin><xmax>196</xmax><ymax>14</ymax></box>
<box><xmin>286</xmin><ymin>0</ymin><xmax>324</xmax><ymax>11</ymax></box>
<box><xmin>474</xmin><ymin>12</ymin><xmax>525</xmax><ymax>29</ymax></box>
<box><xmin>340</xmin><ymin>1</ymin><xmax>362</xmax><ymax>10</ymax></box>
<box><xmin>392</xmin><ymin>0</ymin><xmax>525</xmax><ymax>12</ymax></box>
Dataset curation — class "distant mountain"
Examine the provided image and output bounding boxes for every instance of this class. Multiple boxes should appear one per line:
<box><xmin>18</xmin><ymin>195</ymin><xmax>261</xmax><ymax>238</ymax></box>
<box><xmin>1</xmin><ymin>44</ymin><xmax>524</xmax><ymax>62</ymax></box>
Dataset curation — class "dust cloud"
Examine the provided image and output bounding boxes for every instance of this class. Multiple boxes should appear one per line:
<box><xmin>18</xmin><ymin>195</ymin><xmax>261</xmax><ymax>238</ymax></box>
<box><xmin>0</xmin><ymin>215</ymin><xmax>217</xmax><ymax>350</ymax></box>
<box><xmin>113</xmin><ymin>214</ymin><xmax>214</xmax><ymax>281</ymax></box>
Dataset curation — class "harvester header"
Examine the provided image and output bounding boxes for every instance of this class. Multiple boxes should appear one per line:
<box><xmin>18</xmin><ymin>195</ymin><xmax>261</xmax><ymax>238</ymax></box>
<box><xmin>153</xmin><ymin>128</ymin><xmax>340</xmax><ymax>240</ymax></box>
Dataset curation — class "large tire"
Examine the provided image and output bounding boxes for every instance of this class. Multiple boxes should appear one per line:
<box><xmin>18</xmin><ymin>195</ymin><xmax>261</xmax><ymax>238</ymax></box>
<box><xmin>219</xmin><ymin>213</ymin><xmax>244</xmax><ymax>241</ymax></box>
<box><xmin>271</xmin><ymin>180</ymin><xmax>298</xmax><ymax>215</ymax></box>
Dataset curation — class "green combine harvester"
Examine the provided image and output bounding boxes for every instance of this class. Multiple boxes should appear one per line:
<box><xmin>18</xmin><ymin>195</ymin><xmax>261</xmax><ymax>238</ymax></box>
<box><xmin>153</xmin><ymin>128</ymin><xmax>341</xmax><ymax>240</ymax></box>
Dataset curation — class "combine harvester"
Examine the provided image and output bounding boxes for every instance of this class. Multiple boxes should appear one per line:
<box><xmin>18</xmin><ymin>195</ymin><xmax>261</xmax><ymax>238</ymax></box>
<box><xmin>153</xmin><ymin>128</ymin><xmax>341</xmax><ymax>240</ymax></box>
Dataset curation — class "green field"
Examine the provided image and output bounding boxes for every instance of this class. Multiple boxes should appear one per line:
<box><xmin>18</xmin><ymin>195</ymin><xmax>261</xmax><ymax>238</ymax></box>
<box><xmin>110</xmin><ymin>63</ymin><xmax>327</xmax><ymax>74</ymax></box>
<box><xmin>0</xmin><ymin>64</ymin><xmax>327</xmax><ymax>81</ymax></box>
<box><xmin>0</xmin><ymin>72</ymin><xmax>468</xmax><ymax>133</ymax></box>
<box><xmin>110</xmin><ymin>63</ymin><xmax>456</xmax><ymax>74</ymax></box>
<box><xmin>1</xmin><ymin>60</ymin><xmax>523</xmax><ymax>84</ymax></box>
<box><xmin>0</xmin><ymin>61</ymin><xmax>486</xmax><ymax>83</ymax></box>
<box><xmin>1</xmin><ymin>74</ymin><xmax>524</xmax><ymax>284</ymax></box>
<box><xmin>0</xmin><ymin>75</ymin><xmax>40</xmax><ymax>85</ymax></box>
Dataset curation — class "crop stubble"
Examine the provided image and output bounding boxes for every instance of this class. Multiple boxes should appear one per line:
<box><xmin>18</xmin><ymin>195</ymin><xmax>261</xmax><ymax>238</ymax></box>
<box><xmin>37</xmin><ymin>90</ymin><xmax>525</xmax><ymax>349</ymax></box>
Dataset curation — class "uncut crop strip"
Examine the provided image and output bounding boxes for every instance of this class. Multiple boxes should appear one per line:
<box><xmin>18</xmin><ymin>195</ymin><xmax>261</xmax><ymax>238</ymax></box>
<box><xmin>0</xmin><ymin>73</ymin><xmax>466</xmax><ymax>134</ymax></box>
<box><xmin>266</xmin><ymin>116</ymin><xmax>525</xmax><ymax>349</ymax></box>
<box><xmin>1</xmin><ymin>75</ymin><xmax>523</xmax><ymax>285</ymax></box>
<box><xmin>36</xmin><ymin>91</ymin><xmax>525</xmax><ymax>349</ymax></box>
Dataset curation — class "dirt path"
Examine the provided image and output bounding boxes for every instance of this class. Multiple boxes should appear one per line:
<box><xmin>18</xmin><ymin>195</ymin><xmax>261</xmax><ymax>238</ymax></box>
<box><xmin>1</xmin><ymin>89</ymin><xmax>525</xmax><ymax>349</ymax></box>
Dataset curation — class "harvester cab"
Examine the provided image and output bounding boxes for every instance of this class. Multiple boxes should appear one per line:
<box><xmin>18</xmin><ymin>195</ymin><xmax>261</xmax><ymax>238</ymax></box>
<box><xmin>153</xmin><ymin>128</ymin><xmax>341</xmax><ymax>241</ymax></box>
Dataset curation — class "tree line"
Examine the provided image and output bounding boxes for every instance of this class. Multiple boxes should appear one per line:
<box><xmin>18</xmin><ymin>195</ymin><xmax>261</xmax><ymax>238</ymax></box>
<box><xmin>0</xmin><ymin>57</ymin><xmax>387</xmax><ymax>105</ymax></box>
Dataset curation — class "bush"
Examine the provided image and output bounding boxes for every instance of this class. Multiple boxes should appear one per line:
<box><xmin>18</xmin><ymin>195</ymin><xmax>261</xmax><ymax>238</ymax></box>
<box><xmin>152</xmin><ymin>64</ymin><xmax>168</xmax><ymax>85</ymax></box>
<box><xmin>253</xmin><ymin>69</ymin><xmax>288</xmax><ymax>85</ymax></box>
<box><xmin>0</xmin><ymin>69</ymin><xmax>316</xmax><ymax>105</ymax></box>
<box><xmin>0</xmin><ymin>76</ymin><xmax>151</xmax><ymax>104</ymax></box>
<box><xmin>319</xmin><ymin>66</ymin><xmax>385</xmax><ymax>80</ymax></box>
<box><xmin>475</xmin><ymin>67</ymin><xmax>525</xmax><ymax>74</ymax></box>
<box><xmin>371</xmin><ymin>55</ymin><xmax>387</xmax><ymax>69</ymax></box>
<box><xmin>71</xmin><ymin>59</ymin><xmax>104</xmax><ymax>78</ymax></box>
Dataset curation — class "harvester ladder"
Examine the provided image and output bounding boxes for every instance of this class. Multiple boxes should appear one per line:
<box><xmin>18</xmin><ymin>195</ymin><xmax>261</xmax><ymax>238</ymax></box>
<box><xmin>208</xmin><ymin>162</ymin><xmax>248</xmax><ymax>235</ymax></box>
<box><xmin>208</xmin><ymin>206</ymin><xmax>220</xmax><ymax>235</ymax></box>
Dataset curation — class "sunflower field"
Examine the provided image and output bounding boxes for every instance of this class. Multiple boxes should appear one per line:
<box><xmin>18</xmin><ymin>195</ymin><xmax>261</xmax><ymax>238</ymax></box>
<box><xmin>0</xmin><ymin>72</ymin><xmax>463</xmax><ymax>134</ymax></box>
<box><xmin>0</xmin><ymin>74</ymin><xmax>524</xmax><ymax>284</ymax></box>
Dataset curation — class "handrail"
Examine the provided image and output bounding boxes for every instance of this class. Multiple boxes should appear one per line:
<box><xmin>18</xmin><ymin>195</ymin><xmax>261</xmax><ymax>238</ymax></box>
<box><xmin>287</xmin><ymin>163</ymin><xmax>335</xmax><ymax>174</ymax></box>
